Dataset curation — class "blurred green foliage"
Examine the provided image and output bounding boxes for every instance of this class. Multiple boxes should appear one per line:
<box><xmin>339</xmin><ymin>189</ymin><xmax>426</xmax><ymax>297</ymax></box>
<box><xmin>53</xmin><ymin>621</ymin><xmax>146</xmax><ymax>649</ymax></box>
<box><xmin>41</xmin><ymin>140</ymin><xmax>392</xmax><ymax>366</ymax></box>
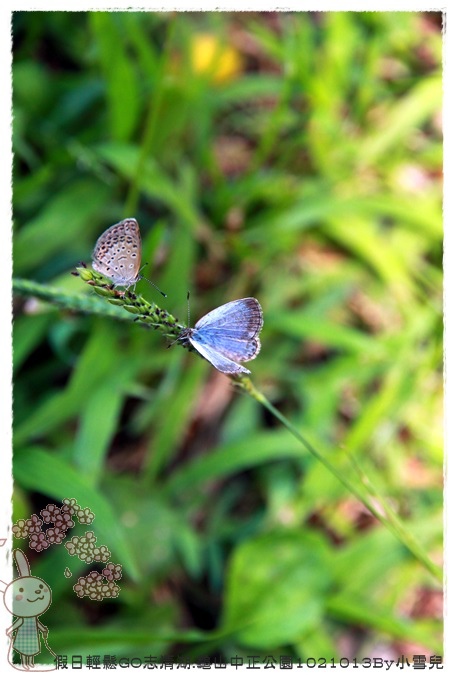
<box><xmin>12</xmin><ymin>11</ymin><xmax>442</xmax><ymax>663</ymax></box>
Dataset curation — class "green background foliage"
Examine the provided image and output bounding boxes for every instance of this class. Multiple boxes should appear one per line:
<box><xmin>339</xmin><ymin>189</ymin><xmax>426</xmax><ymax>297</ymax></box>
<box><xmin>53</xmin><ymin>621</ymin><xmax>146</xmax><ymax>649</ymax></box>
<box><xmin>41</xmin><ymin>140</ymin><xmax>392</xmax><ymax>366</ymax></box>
<box><xmin>12</xmin><ymin>11</ymin><xmax>442</xmax><ymax>663</ymax></box>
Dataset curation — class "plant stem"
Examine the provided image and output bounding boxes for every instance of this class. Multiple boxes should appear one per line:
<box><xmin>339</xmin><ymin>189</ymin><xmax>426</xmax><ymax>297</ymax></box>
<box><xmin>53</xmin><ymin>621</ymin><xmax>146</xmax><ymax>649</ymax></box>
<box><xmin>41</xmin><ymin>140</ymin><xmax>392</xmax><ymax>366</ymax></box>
<box><xmin>14</xmin><ymin>272</ymin><xmax>185</xmax><ymax>341</ymax></box>
<box><xmin>237</xmin><ymin>377</ymin><xmax>442</xmax><ymax>584</ymax></box>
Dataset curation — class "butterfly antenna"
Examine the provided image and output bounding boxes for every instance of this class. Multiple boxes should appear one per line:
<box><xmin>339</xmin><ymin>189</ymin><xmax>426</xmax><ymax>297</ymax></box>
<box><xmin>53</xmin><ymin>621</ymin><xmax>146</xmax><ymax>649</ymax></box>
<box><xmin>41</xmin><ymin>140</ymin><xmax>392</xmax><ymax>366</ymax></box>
<box><xmin>139</xmin><ymin>275</ymin><xmax>167</xmax><ymax>297</ymax></box>
<box><xmin>167</xmin><ymin>296</ymin><xmax>190</xmax><ymax>350</ymax></box>
<box><xmin>187</xmin><ymin>291</ymin><xmax>191</xmax><ymax>327</ymax></box>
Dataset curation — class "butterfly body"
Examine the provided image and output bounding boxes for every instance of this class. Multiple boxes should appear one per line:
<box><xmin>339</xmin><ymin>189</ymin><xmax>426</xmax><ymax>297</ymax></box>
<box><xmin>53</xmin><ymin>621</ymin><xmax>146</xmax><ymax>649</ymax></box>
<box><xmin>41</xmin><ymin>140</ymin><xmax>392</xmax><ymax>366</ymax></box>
<box><xmin>179</xmin><ymin>298</ymin><xmax>263</xmax><ymax>375</ymax></box>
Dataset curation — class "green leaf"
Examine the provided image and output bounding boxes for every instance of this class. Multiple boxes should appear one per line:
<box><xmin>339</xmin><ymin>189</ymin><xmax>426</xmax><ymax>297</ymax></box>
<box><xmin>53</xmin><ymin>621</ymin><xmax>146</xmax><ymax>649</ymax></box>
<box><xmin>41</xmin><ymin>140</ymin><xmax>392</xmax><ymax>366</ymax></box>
<box><xmin>360</xmin><ymin>76</ymin><xmax>442</xmax><ymax>163</ymax></box>
<box><xmin>73</xmin><ymin>368</ymin><xmax>135</xmax><ymax>485</ymax></box>
<box><xmin>165</xmin><ymin>430</ymin><xmax>309</xmax><ymax>496</ymax></box>
<box><xmin>222</xmin><ymin>530</ymin><xmax>333</xmax><ymax>648</ymax></box>
<box><xmin>14</xmin><ymin>321</ymin><xmax>138</xmax><ymax>448</ymax></box>
<box><xmin>13</xmin><ymin>179</ymin><xmax>110</xmax><ymax>275</ymax></box>
<box><xmin>144</xmin><ymin>358</ymin><xmax>207</xmax><ymax>481</ymax></box>
<box><xmin>13</xmin><ymin>313</ymin><xmax>54</xmax><ymax>373</ymax></box>
<box><xmin>325</xmin><ymin>217</ymin><xmax>416</xmax><ymax>302</ymax></box>
<box><xmin>267</xmin><ymin>310</ymin><xmax>384</xmax><ymax>356</ymax></box>
<box><xmin>14</xmin><ymin>447</ymin><xmax>141</xmax><ymax>581</ymax></box>
<box><xmin>94</xmin><ymin>142</ymin><xmax>200</xmax><ymax>228</ymax></box>
<box><xmin>327</xmin><ymin>593</ymin><xmax>441</xmax><ymax>651</ymax></box>
<box><xmin>90</xmin><ymin>13</ymin><xmax>141</xmax><ymax>141</ymax></box>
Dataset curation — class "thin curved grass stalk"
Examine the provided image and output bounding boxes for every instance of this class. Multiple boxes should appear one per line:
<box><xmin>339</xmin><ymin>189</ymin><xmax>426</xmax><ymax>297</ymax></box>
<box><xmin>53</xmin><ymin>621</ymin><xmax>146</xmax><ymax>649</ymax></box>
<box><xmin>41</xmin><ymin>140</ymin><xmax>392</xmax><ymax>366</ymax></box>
<box><xmin>344</xmin><ymin>451</ymin><xmax>443</xmax><ymax>583</ymax></box>
<box><xmin>13</xmin><ymin>270</ymin><xmax>443</xmax><ymax>583</ymax></box>
<box><xmin>238</xmin><ymin>378</ymin><xmax>442</xmax><ymax>584</ymax></box>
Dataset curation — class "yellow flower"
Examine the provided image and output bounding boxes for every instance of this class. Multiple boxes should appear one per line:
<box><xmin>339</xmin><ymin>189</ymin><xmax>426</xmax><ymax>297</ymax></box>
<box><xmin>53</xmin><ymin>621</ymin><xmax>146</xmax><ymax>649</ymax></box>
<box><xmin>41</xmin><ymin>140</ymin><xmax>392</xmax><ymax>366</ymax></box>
<box><xmin>190</xmin><ymin>33</ymin><xmax>243</xmax><ymax>83</ymax></box>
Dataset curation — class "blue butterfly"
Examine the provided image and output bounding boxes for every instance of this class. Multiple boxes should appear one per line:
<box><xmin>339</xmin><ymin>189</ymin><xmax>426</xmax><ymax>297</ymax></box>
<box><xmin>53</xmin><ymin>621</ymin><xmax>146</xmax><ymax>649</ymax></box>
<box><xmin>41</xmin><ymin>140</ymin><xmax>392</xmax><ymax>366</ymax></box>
<box><xmin>178</xmin><ymin>298</ymin><xmax>263</xmax><ymax>375</ymax></box>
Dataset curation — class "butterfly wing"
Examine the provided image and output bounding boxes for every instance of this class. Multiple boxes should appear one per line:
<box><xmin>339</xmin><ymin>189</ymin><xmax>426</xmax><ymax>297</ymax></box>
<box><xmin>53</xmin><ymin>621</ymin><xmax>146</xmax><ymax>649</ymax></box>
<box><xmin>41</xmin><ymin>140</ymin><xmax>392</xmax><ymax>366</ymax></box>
<box><xmin>190</xmin><ymin>298</ymin><xmax>263</xmax><ymax>370</ymax></box>
<box><xmin>92</xmin><ymin>218</ymin><xmax>141</xmax><ymax>286</ymax></box>
<box><xmin>194</xmin><ymin>298</ymin><xmax>263</xmax><ymax>363</ymax></box>
<box><xmin>188</xmin><ymin>334</ymin><xmax>252</xmax><ymax>375</ymax></box>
